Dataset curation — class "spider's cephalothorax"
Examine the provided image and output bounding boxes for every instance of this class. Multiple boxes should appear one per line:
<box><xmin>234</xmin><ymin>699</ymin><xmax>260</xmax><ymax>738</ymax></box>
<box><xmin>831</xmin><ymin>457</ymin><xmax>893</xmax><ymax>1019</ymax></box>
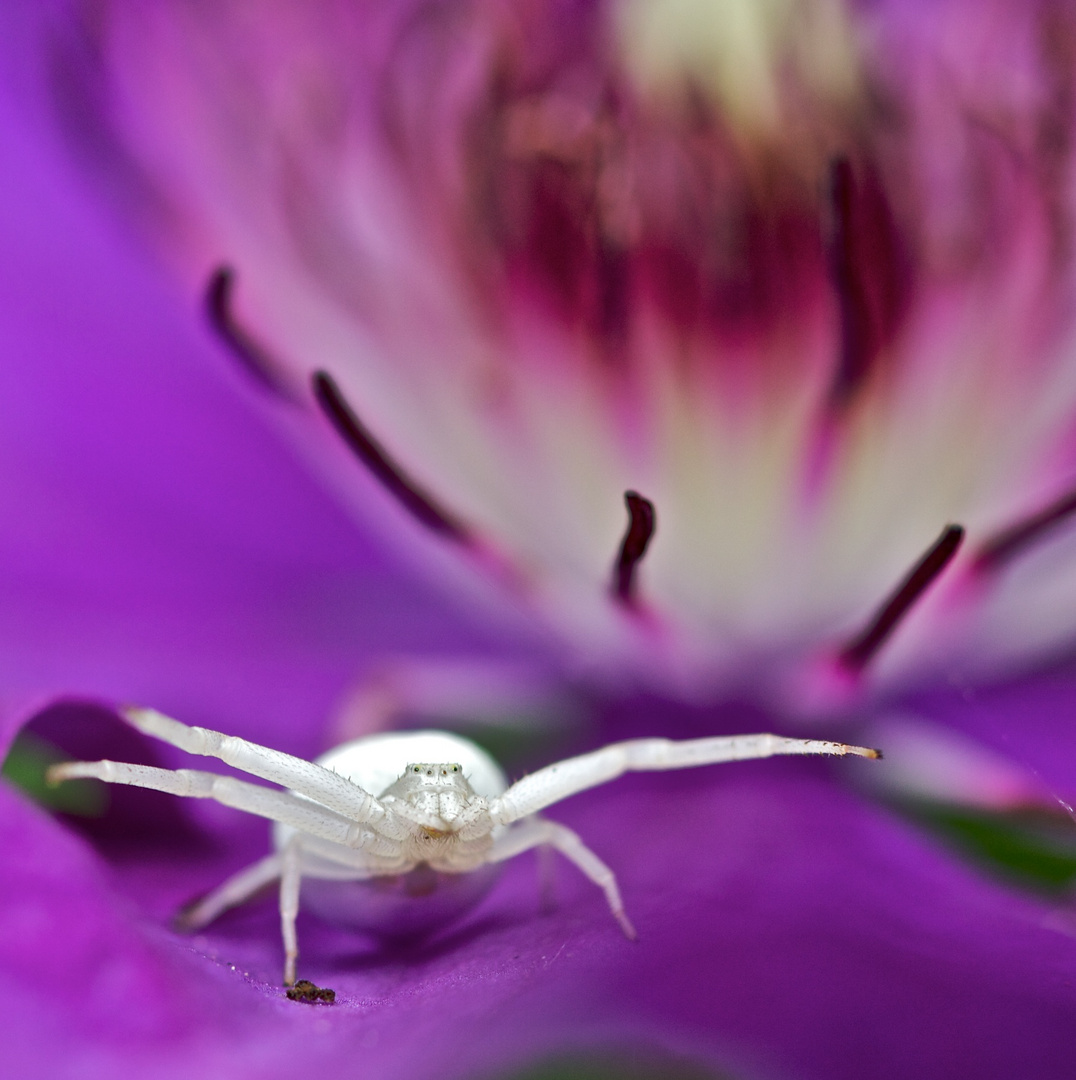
<box><xmin>375</xmin><ymin>762</ymin><xmax>495</xmax><ymax>869</ymax></box>
<box><xmin>48</xmin><ymin>708</ymin><xmax>879</xmax><ymax>989</ymax></box>
<box><xmin>382</xmin><ymin>762</ymin><xmax>482</xmax><ymax>831</ymax></box>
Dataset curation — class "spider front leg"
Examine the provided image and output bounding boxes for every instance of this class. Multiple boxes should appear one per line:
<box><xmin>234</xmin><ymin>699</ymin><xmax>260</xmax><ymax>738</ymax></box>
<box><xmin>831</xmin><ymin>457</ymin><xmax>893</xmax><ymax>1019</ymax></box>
<box><xmin>120</xmin><ymin>707</ymin><xmax>388</xmax><ymax>826</ymax></box>
<box><xmin>490</xmin><ymin>732</ymin><xmax>881</xmax><ymax>824</ymax></box>
<box><xmin>45</xmin><ymin>759</ymin><xmax>395</xmax><ymax>854</ymax></box>
<box><xmin>489</xmin><ymin>818</ymin><xmax>636</xmax><ymax>939</ymax></box>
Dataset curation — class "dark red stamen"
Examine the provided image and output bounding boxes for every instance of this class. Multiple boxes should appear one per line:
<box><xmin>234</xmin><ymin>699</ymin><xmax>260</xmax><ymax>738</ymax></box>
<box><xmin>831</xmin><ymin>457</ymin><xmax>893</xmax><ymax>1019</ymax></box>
<box><xmin>613</xmin><ymin>491</ymin><xmax>656</xmax><ymax>606</ymax></box>
<box><xmin>827</xmin><ymin>158</ymin><xmax>874</xmax><ymax>407</ymax></box>
<box><xmin>824</xmin><ymin>157</ymin><xmax>911</xmax><ymax>410</ymax></box>
<box><xmin>838</xmin><ymin>524</ymin><xmax>965</xmax><ymax>673</ymax></box>
<box><xmin>973</xmin><ymin>487</ymin><xmax>1076</xmax><ymax>572</ymax></box>
<box><xmin>205</xmin><ymin>267</ymin><xmax>297</xmax><ymax>400</ymax></box>
<box><xmin>312</xmin><ymin>371</ymin><xmax>472</xmax><ymax>544</ymax></box>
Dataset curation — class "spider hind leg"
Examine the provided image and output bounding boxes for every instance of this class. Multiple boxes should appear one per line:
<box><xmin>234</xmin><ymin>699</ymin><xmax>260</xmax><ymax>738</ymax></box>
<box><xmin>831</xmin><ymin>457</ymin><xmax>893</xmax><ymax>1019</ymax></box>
<box><xmin>175</xmin><ymin>852</ymin><xmax>283</xmax><ymax>931</ymax></box>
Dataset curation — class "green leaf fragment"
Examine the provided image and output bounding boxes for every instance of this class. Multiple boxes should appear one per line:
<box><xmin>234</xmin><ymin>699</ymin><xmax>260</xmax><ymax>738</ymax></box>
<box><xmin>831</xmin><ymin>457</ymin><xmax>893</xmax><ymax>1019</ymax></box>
<box><xmin>1</xmin><ymin>730</ymin><xmax>108</xmax><ymax>816</ymax></box>
<box><xmin>493</xmin><ymin>1052</ymin><xmax>727</xmax><ymax>1080</ymax></box>
<box><xmin>896</xmin><ymin>798</ymin><xmax>1076</xmax><ymax>894</ymax></box>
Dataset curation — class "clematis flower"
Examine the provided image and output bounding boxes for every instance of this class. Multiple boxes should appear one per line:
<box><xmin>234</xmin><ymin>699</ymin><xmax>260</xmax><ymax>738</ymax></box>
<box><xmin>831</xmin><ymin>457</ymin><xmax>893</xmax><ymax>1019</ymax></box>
<box><xmin>4</xmin><ymin>2</ymin><xmax>1076</xmax><ymax>1079</ymax></box>
<box><xmin>50</xmin><ymin>0</ymin><xmax>1076</xmax><ymax>705</ymax></box>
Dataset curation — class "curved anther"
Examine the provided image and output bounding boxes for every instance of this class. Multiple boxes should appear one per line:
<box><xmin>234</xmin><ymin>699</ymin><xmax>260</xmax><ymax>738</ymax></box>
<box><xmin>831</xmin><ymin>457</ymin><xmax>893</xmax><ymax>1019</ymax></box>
<box><xmin>838</xmin><ymin>524</ymin><xmax>964</xmax><ymax>674</ymax></box>
<box><xmin>973</xmin><ymin>487</ymin><xmax>1076</xmax><ymax>572</ymax></box>
<box><xmin>312</xmin><ymin>370</ymin><xmax>473</xmax><ymax>544</ymax></box>
<box><xmin>612</xmin><ymin>490</ymin><xmax>656</xmax><ymax>606</ymax></box>
<box><xmin>204</xmin><ymin>266</ymin><xmax>298</xmax><ymax>400</ymax></box>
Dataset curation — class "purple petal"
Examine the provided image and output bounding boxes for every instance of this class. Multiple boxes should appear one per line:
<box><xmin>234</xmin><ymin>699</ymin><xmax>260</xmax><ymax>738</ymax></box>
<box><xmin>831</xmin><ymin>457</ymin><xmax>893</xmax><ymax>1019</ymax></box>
<box><xmin>913</xmin><ymin>666</ymin><xmax>1076</xmax><ymax>803</ymax></box>
<box><xmin>0</xmin><ymin>7</ymin><xmax>545</xmax><ymax>744</ymax></box>
<box><xmin>2</xmin><ymin>5</ymin><xmax>1076</xmax><ymax>1079</ymax></box>
<box><xmin>5</xmin><ymin>700</ymin><xmax>1076</xmax><ymax>1080</ymax></box>
<box><xmin>46</xmin><ymin>0</ymin><xmax>1076</xmax><ymax>696</ymax></box>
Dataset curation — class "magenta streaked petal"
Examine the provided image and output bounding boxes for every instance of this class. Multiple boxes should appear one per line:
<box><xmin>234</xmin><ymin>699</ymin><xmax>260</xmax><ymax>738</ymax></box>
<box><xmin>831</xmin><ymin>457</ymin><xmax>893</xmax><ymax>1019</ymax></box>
<box><xmin>51</xmin><ymin>0</ymin><xmax>1076</xmax><ymax>699</ymax></box>
<box><xmin>863</xmin><ymin>712</ymin><xmax>1058</xmax><ymax>810</ymax></box>
<box><xmin>909</xmin><ymin>666</ymin><xmax>1076</xmax><ymax>803</ymax></box>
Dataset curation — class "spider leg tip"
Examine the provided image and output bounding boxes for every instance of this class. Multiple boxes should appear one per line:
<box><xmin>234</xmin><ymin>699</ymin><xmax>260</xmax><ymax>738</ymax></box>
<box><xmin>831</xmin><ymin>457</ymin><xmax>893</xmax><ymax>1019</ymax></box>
<box><xmin>172</xmin><ymin>904</ymin><xmax>202</xmax><ymax>933</ymax></box>
<box><xmin>44</xmin><ymin>763</ymin><xmax>69</xmax><ymax>787</ymax></box>
<box><xmin>845</xmin><ymin>744</ymin><xmax>882</xmax><ymax>760</ymax></box>
<box><xmin>618</xmin><ymin>914</ymin><xmax>638</xmax><ymax>940</ymax></box>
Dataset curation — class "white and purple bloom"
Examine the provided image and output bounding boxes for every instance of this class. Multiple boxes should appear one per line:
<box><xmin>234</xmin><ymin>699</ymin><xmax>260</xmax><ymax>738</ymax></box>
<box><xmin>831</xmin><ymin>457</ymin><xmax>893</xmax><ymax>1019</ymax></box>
<box><xmin>5</xmin><ymin>1</ymin><xmax>1076</xmax><ymax>1077</ymax></box>
<box><xmin>52</xmin><ymin>0</ymin><xmax>1076</xmax><ymax>701</ymax></box>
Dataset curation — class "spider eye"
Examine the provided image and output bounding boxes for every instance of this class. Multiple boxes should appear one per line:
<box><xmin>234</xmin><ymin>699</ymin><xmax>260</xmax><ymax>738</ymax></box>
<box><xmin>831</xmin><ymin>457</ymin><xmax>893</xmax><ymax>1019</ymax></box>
<box><xmin>452</xmin><ymin>765</ymin><xmax>459</xmax><ymax>772</ymax></box>
<box><xmin>413</xmin><ymin>765</ymin><xmax>421</xmax><ymax>773</ymax></box>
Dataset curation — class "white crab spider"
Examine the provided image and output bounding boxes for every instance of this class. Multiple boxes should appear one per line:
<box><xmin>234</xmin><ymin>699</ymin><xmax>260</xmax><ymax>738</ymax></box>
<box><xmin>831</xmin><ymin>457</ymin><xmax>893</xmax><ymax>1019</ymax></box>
<box><xmin>48</xmin><ymin>707</ymin><xmax>880</xmax><ymax>987</ymax></box>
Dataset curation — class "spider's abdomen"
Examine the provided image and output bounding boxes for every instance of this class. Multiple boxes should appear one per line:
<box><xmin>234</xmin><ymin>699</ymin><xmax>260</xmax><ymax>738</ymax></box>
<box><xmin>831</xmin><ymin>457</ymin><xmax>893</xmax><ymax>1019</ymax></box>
<box><xmin>315</xmin><ymin>730</ymin><xmax>508</xmax><ymax>801</ymax></box>
<box><xmin>272</xmin><ymin>730</ymin><xmax>509</xmax><ymax>935</ymax></box>
<box><xmin>300</xmin><ymin>863</ymin><xmax>502</xmax><ymax>938</ymax></box>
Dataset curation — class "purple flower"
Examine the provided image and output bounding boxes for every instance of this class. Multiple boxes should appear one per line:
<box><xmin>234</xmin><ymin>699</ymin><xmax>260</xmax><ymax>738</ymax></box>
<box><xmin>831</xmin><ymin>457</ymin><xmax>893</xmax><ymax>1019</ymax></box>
<box><xmin>4</xmin><ymin>2</ymin><xmax>1076</xmax><ymax>1078</ymax></box>
<box><xmin>54</xmin><ymin>0</ymin><xmax>1076</xmax><ymax>703</ymax></box>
